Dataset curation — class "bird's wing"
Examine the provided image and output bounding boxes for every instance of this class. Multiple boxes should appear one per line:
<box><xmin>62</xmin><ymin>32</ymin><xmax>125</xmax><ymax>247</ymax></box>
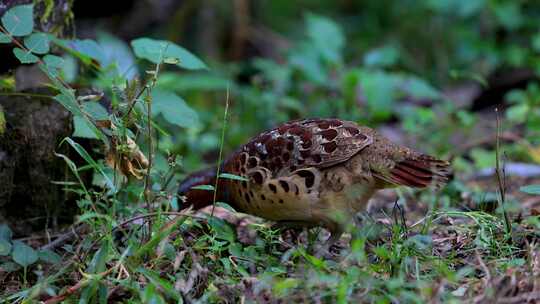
<box><xmin>374</xmin><ymin>154</ymin><xmax>451</xmax><ymax>189</ymax></box>
<box><xmin>229</xmin><ymin>118</ymin><xmax>373</xmax><ymax>179</ymax></box>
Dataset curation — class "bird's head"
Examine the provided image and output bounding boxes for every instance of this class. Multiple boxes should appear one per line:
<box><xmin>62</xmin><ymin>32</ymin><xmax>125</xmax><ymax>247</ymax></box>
<box><xmin>177</xmin><ymin>167</ymin><xmax>218</xmax><ymax>210</ymax></box>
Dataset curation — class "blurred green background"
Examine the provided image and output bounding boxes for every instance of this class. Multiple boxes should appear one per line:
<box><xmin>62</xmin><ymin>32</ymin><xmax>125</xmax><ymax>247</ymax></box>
<box><xmin>69</xmin><ymin>0</ymin><xmax>540</xmax><ymax>179</ymax></box>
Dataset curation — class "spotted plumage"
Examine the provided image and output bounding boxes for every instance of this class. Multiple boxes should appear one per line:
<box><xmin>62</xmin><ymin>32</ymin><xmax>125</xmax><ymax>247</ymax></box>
<box><xmin>178</xmin><ymin>118</ymin><xmax>451</xmax><ymax>248</ymax></box>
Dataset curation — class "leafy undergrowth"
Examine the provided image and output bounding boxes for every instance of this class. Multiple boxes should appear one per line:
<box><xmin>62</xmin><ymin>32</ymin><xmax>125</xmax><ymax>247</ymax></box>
<box><xmin>2</xmin><ymin>178</ymin><xmax>540</xmax><ymax>303</ymax></box>
<box><xmin>2</xmin><ymin>2</ymin><xmax>540</xmax><ymax>303</ymax></box>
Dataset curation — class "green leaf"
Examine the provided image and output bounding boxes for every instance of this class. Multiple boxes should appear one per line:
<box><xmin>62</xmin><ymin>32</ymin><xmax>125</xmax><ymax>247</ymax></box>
<box><xmin>73</xmin><ymin>116</ymin><xmax>98</xmax><ymax>139</ymax></box>
<box><xmin>403</xmin><ymin>76</ymin><xmax>440</xmax><ymax>99</ymax></box>
<box><xmin>151</xmin><ymin>90</ymin><xmax>200</xmax><ymax>128</ymax></box>
<box><xmin>131</xmin><ymin>38</ymin><xmax>208</xmax><ymax>70</ymax></box>
<box><xmin>53</xmin><ymin>93</ymin><xmax>105</xmax><ymax>142</ymax></box>
<box><xmin>506</xmin><ymin>103</ymin><xmax>529</xmax><ymax>123</ymax></box>
<box><xmin>11</xmin><ymin>241</ymin><xmax>38</xmax><ymax>267</ymax></box>
<box><xmin>157</xmin><ymin>72</ymin><xmax>229</xmax><ymax>91</ymax></box>
<box><xmin>62</xmin><ymin>137</ymin><xmax>115</xmax><ymax>191</ymax></box>
<box><xmin>87</xmin><ymin>242</ymin><xmax>109</xmax><ymax>273</ymax></box>
<box><xmin>13</xmin><ymin>47</ymin><xmax>39</xmax><ymax>64</ymax></box>
<box><xmin>218</xmin><ymin>173</ymin><xmax>248</xmax><ymax>181</ymax></box>
<box><xmin>0</xmin><ymin>261</ymin><xmax>20</xmax><ymax>272</ymax></box>
<box><xmin>1</xmin><ymin>4</ymin><xmax>34</xmax><ymax>37</ymax></box>
<box><xmin>305</xmin><ymin>13</ymin><xmax>344</xmax><ymax>64</ymax></box>
<box><xmin>208</xmin><ymin>217</ymin><xmax>235</xmax><ymax>242</ymax></box>
<box><xmin>54</xmin><ymin>152</ymin><xmax>87</xmax><ymax>193</ymax></box>
<box><xmin>141</xmin><ymin>283</ymin><xmax>167</xmax><ymax>304</ymax></box>
<box><xmin>0</xmin><ymin>33</ymin><xmax>11</xmax><ymax>43</ymax></box>
<box><xmin>42</xmin><ymin>54</ymin><xmax>64</xmax><ymax>77</ymax></box>
<box><xmin>138</xmin><ymin>268</ymin><xmax>179</xmax><ymax>301</ymax></box>
<box><xmin>24</xmin><ymin>32</ymin><xmax>50</xmax><ymax>54</ymax></box>
<box><xmin>56</xmin><ymin>38</ymin><xmax>106</xmax><ymax>65</ymax></box>
<box><xmin>53</xmin><ymin>92</ymin><xmax>82</xmax><ymax>116</ymax></box>
<box><xmin>0</xmin><ymin>224</ymin><xmax>12</xmax><ymax>241</ymax></box>
<box><xmin>357</xmin><ymin>70</ymin><xmax>399</xmax><ymax>120</ymax></box>
<box><xmin>289</xmin><ymin>43</ymin><xmax>326</xmax><ymax>84</ymax></box>
<box><xmin>82</xmin><ymin>101</ymin><xmax>109</xmax><ymax>120</ymax></box>
<box><xmin>521</xmin><ymin>185</ymin><xmax>540</xmax><ymax>195</ymax></box>
<box><xmin>0</xmin><ymin>239</ymin><xmax>12</xmax><ymax>256</ymax></box>
<box><xmin>97</xmin><ymin>32</ymin><xmax>137</xmax><ymax>79</ymax></box>
<box><xmin>191</xmin><ymin>184</ymin><xmax>215</xmax><ymax>191</ymax></box>
<box><xmin>364</xmin><ymin>45</ymin><xmax>400</xmax><ymax>68</ymax></box>
<box><xmin>38</xmin><ymin>249</ymin><xmax>61</xmax><ymax>264</ymax></box>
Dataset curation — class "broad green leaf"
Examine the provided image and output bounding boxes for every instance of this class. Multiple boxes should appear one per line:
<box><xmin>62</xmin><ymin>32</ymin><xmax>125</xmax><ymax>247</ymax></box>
<box><xmin>53</xmin><ymin>93</ymin><xmax>106</xmax><ymax>142</ymax></box>
<box><xmin>24</xmin><ymin>32</ymin><xmax>50</xmax><ymax>54</ymax></box>
<box><xmin>82</xmin><ymin>101</ymin><xmax>109</xmax><ymax>120</ymax></box>
<box><xmin>97</xmin><ymin>32</ymin><xmax>137</xmax><ymax>79</ymax></box>
<box><xmin>208</xmin><ymin>217</ymin><xmax>235</xmax><ymax>242</ymax></box>
<box><xmin>141</xmin><ymin>283</ymin><xmax>166</xmax><ymax>304</ymax></box>
<box><xmin>364</xmin><ymin>45</ymin><xmax>400</xmax><ymax>67</ymax></box>
<box><xmin>38</xmin><ymin>249</ymin><xmax>61</xmax><ymax>264</ymax></box>
<box><xmin>56</xmin><ymin>38</ymin><xmax>106</xmax><ymax>65</ymax></box>
<box><xmin>219</xmin><ymin>173</ymin><xmax>248</xmax><ymax>181</ymax></box>
<box><xmin>1</xmin><ymin>4</ymin><xmax>33</xmax><ymax>36</ymax></box>
<box><xmin>357</xmin><ymin>70</ymin><xmax>399</xmax><ymax>120</ymax></box>
<box><xmin>0</xmin><ymin>262</ymin><xmax>20</xmax><ymax>272</ymax></box>
<box><xmin>131</xmin><ymin>38</ymin><xmax>208</xmax><ymax>70</ymax></box>
<box><xmin>42</xmin><ymin>54</ymin><xmax>64</xmax><ymax>77</ymax></box>
<box><xmin>54</xmin><ymin>92</ymin><xmax>82</xmax><ymax>116</ymax></box>
<box><xmin>61</xmin><ymin>55</ymin><xmax>78</xmax><ymax>82</ymax></box>
<box><xmin>151</xmin><ymin>90</ymin><xmax>200</xmax><ymax>128</ymax></box>
<box><xmin>87</xmin><ymin>242</ymin><xmax>109</xmax><ymax>273</ymax></box>
<box><xmin>506</xmin><ymin>103</ymin><xmax>528</xmax><ymax>123</ymax></box>
<box><xmin>11</xmin><ymin>241</ymin><xmax>38</xmax><ymax>267</ymax></box>
<box><xmin>521</xmin><ymin>185</ymin><xmax>540</xmax><ymax>195</ymax></box>
<box><xmin>289</xmin><ymin>43</ymin><xmax>326</xmax><ymax>84</ymax></box>
<box><xmin>0</xmin><ymin>224</ymin><xmax>12</xmax><ymax>241</ymax></box>
<box><xmin>73</xmin><ymin>115</ymin><xmax>98</xmax><ymax>139</ymax></box>
<box><xmin>403</xmin><ymin>76</ymin><xmax>440</xmax><ymax>99</ymax></box>
<box><xmin>138</xmin><ymin>268</ymin><xmax>179</xmax><ymax>301</ymax></box>
<box><xmin>305</xmin><ymin>13</ymin><xmax>344</xmax><ymax>64</ymax></box>
<box><xmin>0</xmin><ymin>239</ymin><xmax>12</xmax><ymax>256</ymax></box>
<box><xmin>157</xmin><ymin>72</ymin><xmax>229</xmax><ymax>92</ymax></box>
<box><xmin>493</xmin><ymin>2</ymin><xmax>523</xmax><ymax>30</ymax></box>
<box><xmin>0</xmin><ymin>33</ymin><xmax>11</xmax><ymax>43</ymax></box>
<box><xmin>13</xmin><ymin>47</ymin><xmax>39</xmax><ymax>64</ymax></box>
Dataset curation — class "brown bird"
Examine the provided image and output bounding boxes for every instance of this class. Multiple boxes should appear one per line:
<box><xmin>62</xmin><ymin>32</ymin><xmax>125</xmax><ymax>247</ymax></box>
<box><xmin>178</xmin><ymin>118</ymin><xmax>451</xmax><ymax>249</ymax></box>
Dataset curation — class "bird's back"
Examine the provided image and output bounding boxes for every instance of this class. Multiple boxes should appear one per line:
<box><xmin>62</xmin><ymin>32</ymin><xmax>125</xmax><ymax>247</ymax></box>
<box><xmin>220</xmin><ymin>118</ymin><xmax>449</xmax><ymax>225</ymax></box>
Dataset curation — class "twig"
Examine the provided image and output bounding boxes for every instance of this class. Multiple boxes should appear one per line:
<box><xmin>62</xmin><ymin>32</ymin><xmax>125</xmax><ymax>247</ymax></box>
<box><xmin>473</xmin><ymin>249</ymin><xmax>492</xmax><ymax>303</ymax></box>
<box><xmin>43</xmin><ymin>265</ymin><xmax>117</xmax><ymax>303</ymax></box>
<box><xmin>39</xmin><ymin>224</ymin><xmax>87</xmax><ymax>251</ymax></box>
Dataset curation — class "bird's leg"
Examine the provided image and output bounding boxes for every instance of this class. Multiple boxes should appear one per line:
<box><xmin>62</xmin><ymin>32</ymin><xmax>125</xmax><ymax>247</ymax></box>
<box><xmin>314</xmin><ymin>222</ymin><xmax>344</xmax><ymax>258</ymax></box>
<box><xmin>271</xmin><ymin>221</ymin><xmax>313</xmax><ymax>246</ymax></box>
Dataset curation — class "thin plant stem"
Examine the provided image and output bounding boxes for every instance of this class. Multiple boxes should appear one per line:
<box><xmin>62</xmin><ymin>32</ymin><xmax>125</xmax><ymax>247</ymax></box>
<box><xmin>143</xmin><ymin>65</ymin><xmax>160</xmax><ymax>238</ymax></box>
<box><xmin>211</xmin><ymin>85</ymin><xmax>231</xmax><ymax>217</ymax></box>
<box><xmin>495</xmin><ymin>108</ymin><xmax>512</xmax><ymax>237</ymax></box>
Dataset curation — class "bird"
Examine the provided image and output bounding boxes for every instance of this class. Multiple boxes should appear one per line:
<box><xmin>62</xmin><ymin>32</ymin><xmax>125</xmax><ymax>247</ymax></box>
<box><xmin>178</xmin><ymin>118</ymin><xmax>451</xmax><ymax>250</ymax></box>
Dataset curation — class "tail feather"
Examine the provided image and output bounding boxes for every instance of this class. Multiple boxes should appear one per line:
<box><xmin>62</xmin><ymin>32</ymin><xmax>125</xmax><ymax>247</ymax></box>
<box><xmin>386</xmin><ymin>155</ymin><xmax>451</xmax><ymax>189</ymax></box>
